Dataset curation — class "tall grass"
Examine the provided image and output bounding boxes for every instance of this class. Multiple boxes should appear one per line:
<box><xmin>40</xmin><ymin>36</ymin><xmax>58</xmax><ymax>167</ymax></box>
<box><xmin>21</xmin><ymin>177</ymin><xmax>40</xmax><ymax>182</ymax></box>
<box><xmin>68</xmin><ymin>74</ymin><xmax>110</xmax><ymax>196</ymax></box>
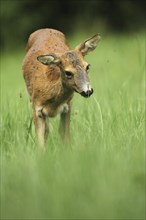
<box><xmin>0</xmin><ymin>32</ymin><xmax>145</xmax><ymax>219</ymax></box>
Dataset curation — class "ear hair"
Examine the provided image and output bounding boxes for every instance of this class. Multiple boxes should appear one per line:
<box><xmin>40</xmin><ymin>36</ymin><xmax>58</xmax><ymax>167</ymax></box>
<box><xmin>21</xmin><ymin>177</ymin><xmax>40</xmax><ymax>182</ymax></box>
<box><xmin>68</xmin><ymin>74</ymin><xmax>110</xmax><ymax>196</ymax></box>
<box><xmin>76</xmin><ymin>34</ymin><xmax>101</xmax><ymax>56</ymax></box>
<box><xmin>37</xmin><ymin>54</ymin><xmax>60</xmax><ymax>65</ymax></box>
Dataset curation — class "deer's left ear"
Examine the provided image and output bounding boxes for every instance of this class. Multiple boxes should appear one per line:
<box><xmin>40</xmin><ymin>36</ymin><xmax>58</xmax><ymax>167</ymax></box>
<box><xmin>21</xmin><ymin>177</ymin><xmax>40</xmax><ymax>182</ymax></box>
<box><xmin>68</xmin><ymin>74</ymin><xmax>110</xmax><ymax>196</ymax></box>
<box><xmin>76</xmin><ymin>34</ymin><xmax>101</xmax><ymax>56</ymax></box>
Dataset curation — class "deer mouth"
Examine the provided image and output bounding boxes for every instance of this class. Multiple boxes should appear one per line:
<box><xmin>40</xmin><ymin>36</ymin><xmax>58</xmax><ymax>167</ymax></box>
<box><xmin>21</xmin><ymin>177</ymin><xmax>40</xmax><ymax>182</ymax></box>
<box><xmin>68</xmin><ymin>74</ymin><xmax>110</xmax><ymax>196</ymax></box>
<box><xmin>73</xmin><ymin>86</ymin><xmax>94</xmax><ymax>98</ymax></box>
<box><xmin>80</xmin><ymin>88</ymin><xmax>94</xmax><ymax>98</ymax></box>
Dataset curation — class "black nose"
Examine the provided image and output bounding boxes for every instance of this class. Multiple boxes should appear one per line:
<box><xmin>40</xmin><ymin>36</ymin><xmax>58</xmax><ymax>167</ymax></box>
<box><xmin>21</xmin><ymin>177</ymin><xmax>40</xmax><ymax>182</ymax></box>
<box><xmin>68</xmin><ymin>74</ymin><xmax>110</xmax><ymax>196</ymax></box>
<box><xmin>80</xmin><ymin>88</ymin><xmax>94</xmax><ymax>98</ymax></box>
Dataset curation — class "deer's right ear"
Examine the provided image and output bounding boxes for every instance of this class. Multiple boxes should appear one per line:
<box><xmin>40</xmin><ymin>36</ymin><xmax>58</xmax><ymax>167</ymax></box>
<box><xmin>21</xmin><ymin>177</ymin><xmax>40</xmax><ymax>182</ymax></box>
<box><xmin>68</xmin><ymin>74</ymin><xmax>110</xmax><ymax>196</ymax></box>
<box><xmin>37</xmin><ymin>54</ymin><xmax>60</xmax><ymax>65</ymax></box>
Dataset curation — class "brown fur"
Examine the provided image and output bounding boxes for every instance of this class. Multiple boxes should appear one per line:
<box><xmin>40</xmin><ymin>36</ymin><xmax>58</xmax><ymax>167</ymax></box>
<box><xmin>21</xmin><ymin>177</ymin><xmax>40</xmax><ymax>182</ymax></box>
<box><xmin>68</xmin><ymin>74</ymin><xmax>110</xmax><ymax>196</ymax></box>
<box><xmin>22</xmin><ymin>28</ymin><xmax>100</xmax><ymax>147</ymax></box>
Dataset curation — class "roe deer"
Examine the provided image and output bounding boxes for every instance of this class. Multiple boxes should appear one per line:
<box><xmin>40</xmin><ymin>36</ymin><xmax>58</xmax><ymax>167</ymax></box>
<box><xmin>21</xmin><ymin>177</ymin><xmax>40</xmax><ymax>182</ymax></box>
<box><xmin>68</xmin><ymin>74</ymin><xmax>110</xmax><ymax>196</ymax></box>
<box><xmin>22</xmin><ymin>28</ymin><xmax>100</xmax><ymax>147</ymax></box>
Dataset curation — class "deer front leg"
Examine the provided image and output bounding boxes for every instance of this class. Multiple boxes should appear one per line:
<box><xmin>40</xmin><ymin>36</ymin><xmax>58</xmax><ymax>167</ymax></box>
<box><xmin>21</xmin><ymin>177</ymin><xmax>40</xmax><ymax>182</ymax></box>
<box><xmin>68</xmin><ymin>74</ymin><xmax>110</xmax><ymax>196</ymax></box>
<box><xmin>59</xmin><ymin>103</ymin><xmax>71</xmax><ymax>143</ymax></box>
<box><xmin>33</xmin><ymin>107</ymin><xmax>49</xmax><ymax>147</ymax></box>
<box><xmin>45</xmin><ymin>117</ymin><xmax>49</xmax><ymax>140</ymax></box>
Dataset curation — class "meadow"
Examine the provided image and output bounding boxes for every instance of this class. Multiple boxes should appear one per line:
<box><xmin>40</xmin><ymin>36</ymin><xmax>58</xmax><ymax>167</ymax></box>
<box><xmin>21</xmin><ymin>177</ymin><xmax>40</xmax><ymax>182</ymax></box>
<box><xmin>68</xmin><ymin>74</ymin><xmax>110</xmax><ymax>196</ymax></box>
<box><xmin>0</xmin><ymin>32</ymin><xmax>145</xmax><ymax>219</ymax></box>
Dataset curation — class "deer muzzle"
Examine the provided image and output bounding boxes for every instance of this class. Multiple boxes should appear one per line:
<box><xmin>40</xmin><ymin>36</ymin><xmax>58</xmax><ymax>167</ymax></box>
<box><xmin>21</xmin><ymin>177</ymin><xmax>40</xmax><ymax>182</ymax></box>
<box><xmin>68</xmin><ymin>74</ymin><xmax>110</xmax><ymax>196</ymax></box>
<box><xmin>74</xmin><ymin>68</ymin><xmax>94</xmax><ymax>98</ymax></box>
<box><xmin>80</xmin><ymin>88</ymin><xmax>93</xmax><ymax>98</ymax></box>
<box><xmin>80</xmin><ymin>82</ymin><xmax>94</xmax><ymax>98</ymax></box>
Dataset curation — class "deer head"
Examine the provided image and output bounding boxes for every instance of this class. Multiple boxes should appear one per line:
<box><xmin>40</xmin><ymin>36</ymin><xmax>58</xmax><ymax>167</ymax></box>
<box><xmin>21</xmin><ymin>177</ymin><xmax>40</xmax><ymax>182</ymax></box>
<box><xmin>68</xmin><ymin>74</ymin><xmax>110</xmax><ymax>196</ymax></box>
<box><xmin>37</xmin><ymin>34</ymin><xmax>101</xmax><ymax>98</ymax></box>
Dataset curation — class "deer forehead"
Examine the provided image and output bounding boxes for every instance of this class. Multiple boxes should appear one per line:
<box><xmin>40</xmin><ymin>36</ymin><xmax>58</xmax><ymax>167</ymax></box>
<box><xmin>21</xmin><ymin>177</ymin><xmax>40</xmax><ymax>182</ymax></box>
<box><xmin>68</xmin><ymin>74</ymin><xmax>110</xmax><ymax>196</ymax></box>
<box><xmin>61</xmin><ymin>51</ymin><xmax>87</xmax><ymax>69</ymax></box>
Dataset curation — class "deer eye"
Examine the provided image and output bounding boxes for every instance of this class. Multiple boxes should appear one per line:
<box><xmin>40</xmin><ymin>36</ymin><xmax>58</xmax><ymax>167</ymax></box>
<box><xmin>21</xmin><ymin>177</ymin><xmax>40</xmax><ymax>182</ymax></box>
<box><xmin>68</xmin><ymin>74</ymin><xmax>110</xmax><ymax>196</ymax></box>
<box><xmin>65</xmin><ymin>71</ymin><xmax>73</xmax><ymax>79</ymax></box>
<box><xmin>86</xmin><ymin>64</ymin><xmax>90</xmax><ymax>72</ymax></box>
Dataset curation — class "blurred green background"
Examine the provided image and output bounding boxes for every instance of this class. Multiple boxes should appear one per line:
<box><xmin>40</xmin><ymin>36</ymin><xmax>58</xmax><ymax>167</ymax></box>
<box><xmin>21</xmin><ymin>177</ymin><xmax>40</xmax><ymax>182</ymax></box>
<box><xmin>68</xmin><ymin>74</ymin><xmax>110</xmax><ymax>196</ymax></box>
<box><xmin>0</xmin><ymin>0</ymin><xmax>145</xmax><ymax>220</ymax></box>
<box><xmin>0</xmin><ymin>0</ymin><xmax>145</xmax><ymax>51</ymax></box>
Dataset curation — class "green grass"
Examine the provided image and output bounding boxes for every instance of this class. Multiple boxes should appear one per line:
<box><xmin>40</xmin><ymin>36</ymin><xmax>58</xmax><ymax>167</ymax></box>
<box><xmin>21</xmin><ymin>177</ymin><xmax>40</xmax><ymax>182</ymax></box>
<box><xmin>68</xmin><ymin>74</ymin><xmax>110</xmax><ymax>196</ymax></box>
<box><xmin>0</xmin><ymin>32</ymin><xmax>145</xmax><ymax>219</ymax></box>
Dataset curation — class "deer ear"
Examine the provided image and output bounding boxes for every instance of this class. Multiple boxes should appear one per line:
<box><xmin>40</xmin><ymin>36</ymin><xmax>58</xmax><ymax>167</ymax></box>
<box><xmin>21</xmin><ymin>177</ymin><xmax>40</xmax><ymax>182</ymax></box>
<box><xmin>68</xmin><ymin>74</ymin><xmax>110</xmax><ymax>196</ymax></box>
<box><xmin>37</xmin><ymin>54</ymin><xmax>60</xmax><ymax>65</ymax></box>
<box><xmin>76</xmin><ymin>34</ymin><xmax>101</xmax><ymax>56</ymax></box>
